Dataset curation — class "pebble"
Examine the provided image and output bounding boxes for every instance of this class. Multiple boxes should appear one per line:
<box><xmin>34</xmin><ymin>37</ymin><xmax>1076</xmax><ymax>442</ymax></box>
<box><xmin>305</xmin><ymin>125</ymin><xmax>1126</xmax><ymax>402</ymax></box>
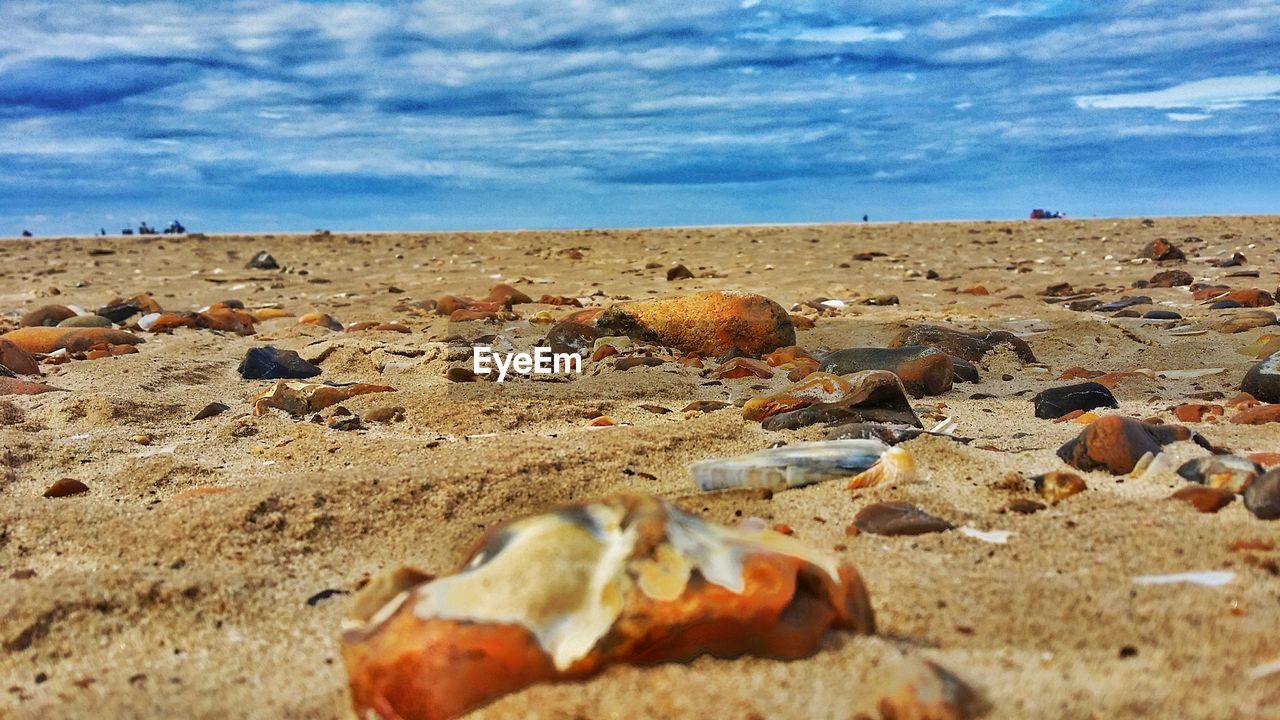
<box><xmin>1240</xmin><ymin>353</ymin><xmax>1280</xmax><ymax>402</ymax></box>
<box><xmin>595</xmin><ymin>291</ymin><xmax>795</xmax><ymax>356</ymax></box>
<box><xmin>298</xmin><ymin>312</ymin><xmax>344</xmax><ymax>331</ymax></box>
<box><xmin>96</xmin><ymin>301</ymin><xmax>140</xmax><ymax>323</ymax></box>
<box><xmin>0</xmin><ymin>339</ymin><xmax>40</xmax><ymax>375</ymax></box>
<box><xmin>1211</xmin><ymin>310</ymin><xmax>1277</xmax><ymax>334</ymax></box>
<box><xmin>1097</xmin><ymin>296</ymin><xmax>1151</xmax><ymax>312</ymax></box>
<box><xmin>1244</xmin><ymin>469</ymin><xmax>1280</xmax><ymax>519</ymax></box>
<box><xmin>1217</xmin><ymin>289</ymin><xmax>1275</xmax><ymax>308</ymax></box>
<box><xmin>0</xmin><ymin>327</ymin><xmax>144</xmax><ymax>354</ymax></box>
<box><xmin>43</xmin><ymin>478</ymin><xmax>90</xmax><ymax>498</ymax></box>
<box><xmin>484</xmin><ymin>283</ymin><xmax>532</xmax><ymax>307</ymax></box>
<box><xmin>252</xmin><ymin>381</ymin><xmax>395</xmax><ymax>416</ymax></box>
<box><xmin>192</xmin><ymin>402</ymin><xmax>230</xmax><ymax>420</ymax></box>
<box><xmin>888</xmin><ymin>323</ymin><xmax>1038</xmax><ymax>364</ymax></box>
<box><xmin>538</xmin><ymin>294</ymin><xmax>581</xmax><ymax>307</ymax></box>
<box><xmin>819</xmin><ymin>346</ymin><xmax>954</xmax><ymax>397</ymax></box>
<box><xmin>743</xmin><ymin>370</ymin><xmax>919</xmax><ymax>428</ymax></box>
<box><xmin>1230</xmin><ymin>404</ymin><xmax>1280</xmax><ymax>425</ymax></box>
<box><xmin>365</xmin><ymin>406</ymin><xmax>406</xmax><ymax>423</ymax></box>
<box><xmin>666</xmin><ymin>264</ymin><xmax>694</xmax><ymax>281</ymax></box>
<box><xmin>0</xmin><ymin>377</ymin><xmax>64</xmax><ymax>395</ymax></box>
<box><xmin>546</xmin><ymin>321</ymin><xmax>598</xmax><ymax>356</ymax></box>
<box><xmin>1138</xmin><ymin>239</ymin><xmax>1185</xmax><ymax>261</ymax></box>
<box><xmin>712</xmin><ymin>357</ymin><xmax>773</xmax><ymax>379</ymax></box>
<box><xmin>1032</xmin><ymin>381</ymin><xmax>1118</xmax><ymax>419</ymax></box>
<box><xmin>19</xmin><ymin>304</ymin><xmax>76</xmax><ymax>327</ymax></box>
<box><xmin>1032</xmin><ymin>470</ymin><xmax>1087</xmax><ymax>503</ymax></box>
<box><xmin>348</xmin><ymin>322</ymin><xmax>411</xmax><ymax>333</ymax></box>
<box><xmin>681</xmin><ymin>400</ymin><xmax>730</xmax><ymax>412</ymax></box>
<box><xmin>1008</xmin><ymin>498</ymin><xmax>1046</xmax><ymax>514</ymax></box>
<box><xmin>1149</xmin><ymin>270</ymin><xmax>1193</xmax><ymax>287</ymax></box>
<box><xmin>56</xmin><ymin>314</ymin><xmax>111</xmax><ymax>328</ymax></box>
<box><xmin>1056</xmin><ymin>416</ymin><xmax>1209</xmax><ymax>474</ymax></box>
<box><xmin>1143</xmin><ymin>310</ymin><xmax>1182</xmax><ymax>320</ymax></box>
<box><xmin>1176</xmin><ymin>456</ymin><xmax>1261</xmax><ymax>493</ymax></box>
<box><xmin>237</xmin><ymin>346</ymin><xmax>321</xmax><ymax>380</ymax></box>
<box><xmin>615</xmin><ymin>356</ymin><xmax>665</xmax><ymax>371</ymax></box>
<box><xmin>853</xmin><ymin>501</ymin><xmax>953</xmax><ymax>536</ymax></box>
<box><xmin>1171</xmin><ymin>486</ymin><xmax>1235</xmax><ymax>513</ymax></box>
<box><xmin>245</xmin><ymin>250</ymin><xmax>280</xmax><ymax>270</ymax></box>
<box><xmin>340</xmin><ymin>493</ymin><xmax>873</xmax><ymax>720</ymax></box>
<box><xmin>1172</xmin><ymin>403</ymin><xmax>1222</xmax><ymax>422</ymax></box>
<box><xmin>823</xmin><ymin>422</ymin><xmax>966</xmax><ymax>445</ymax></box>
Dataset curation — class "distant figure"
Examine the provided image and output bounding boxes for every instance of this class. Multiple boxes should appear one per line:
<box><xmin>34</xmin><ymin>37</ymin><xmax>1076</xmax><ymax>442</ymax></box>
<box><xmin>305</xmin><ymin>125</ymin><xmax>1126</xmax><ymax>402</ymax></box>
<box><xmin>164</xmin><ymin>219</ymin><xmax>186</xmax><ymax>234</ymax></box>
<box><xmin>862</xmin><ymin>214</ymin><xmax>869</xmax><ymax>223</ymax></box>
<box><xmin>138</xmin><ymin>222</ymin><xmax>155</xmax><ymax>235</ymax></box>
<box><xmin>100</xmin><ymin>228</ymin><xmax>106</xmax><ymax>236</ymax></box>
<box><xmin>21</xmin><ymin>228</ymin><xmax>32</xmax><ymax>237</ymax></box>
<box><xmin>122</xmin><ymin>228</ymin><xmax>134</xmax><ymax>235</ymax></box>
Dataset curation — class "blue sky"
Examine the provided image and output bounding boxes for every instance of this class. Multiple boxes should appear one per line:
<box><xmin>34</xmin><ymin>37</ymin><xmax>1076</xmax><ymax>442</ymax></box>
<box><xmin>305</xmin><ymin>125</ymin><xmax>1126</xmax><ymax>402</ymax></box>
<box><xmin>2</xmin><ymin>1</ymin><xmax>1278</xmax><ymax>235</ymax></box>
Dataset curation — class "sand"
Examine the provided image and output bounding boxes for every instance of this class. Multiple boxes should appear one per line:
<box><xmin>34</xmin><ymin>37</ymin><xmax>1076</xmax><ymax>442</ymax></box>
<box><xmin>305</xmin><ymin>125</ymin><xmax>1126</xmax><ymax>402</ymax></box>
<box><xmin>1</xmin><ymin>217</ymin><xmax>1278</xmax><ymax>719</ymax></box>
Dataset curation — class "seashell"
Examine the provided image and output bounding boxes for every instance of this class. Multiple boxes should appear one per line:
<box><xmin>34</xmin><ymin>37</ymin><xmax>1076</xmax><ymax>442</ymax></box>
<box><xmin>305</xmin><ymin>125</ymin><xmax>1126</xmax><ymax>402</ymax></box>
<box><xmin>819</xmin><ymin>346</ymin><xmax>953</xmax><ymax>397</ymax></box>
<box><xmin>689</xmin><ymin>439</ymin><xmax>909</xmax><ymax>492</ymax></box>
<box><xmin>0</xmin><ymin>327</ymin><xmax>144</xmax><ymax>354</ymax></box>
<box><xmin>743</xmin><ymin>370</ymin><xmax>919</xmax><ymax>430</ymax></box>
<box><xmin>888</xmin><ymin>323</ymin><xmax>1038</xmax><ymax>364</ymax></box>
<box><xmin>252</xmin><ymin>381</ymin><xmax>394</xmax><ymax>417</ymax></box>
<box><xmin>595</xmin><ymin>291</ymin><xmax>795</xmax><ymax>356</ymax></box>
<box><xmin>340</xmin><ymin>493</ymin><xmax>874</xmax><ymax>720</ymax></box>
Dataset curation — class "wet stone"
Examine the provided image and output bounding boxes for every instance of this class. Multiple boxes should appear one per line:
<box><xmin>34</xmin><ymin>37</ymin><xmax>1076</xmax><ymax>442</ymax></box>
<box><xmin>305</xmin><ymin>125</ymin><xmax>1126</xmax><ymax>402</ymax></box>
<box><xmin>1056</xmin><ymin>416</ymin><xmax>1209</xmax><ymax>474</ymax></box>
<box><xmin>57</xmin><ymin>314</ymin><xmax>112</xmax><ymax>328</ymax></box>
<box><xmin>43</xmin><ymin>478</ymin><xmax>90</xmax><ymax>498</ymax></box>
<box><xmin>819</xmin><ymin>346</ymin><xmax>953</xmax><ymax>397</ymax></box>
<box><xmin>1149</xmin><ymin>270</ymin><xmax>1193</xmax><ymax>287</ymax></box>
<box><xmin>853</xmin><ymin>501</ymin><xmax>953</xmax><ymax>536</ymax></box>
<box><xmin>1032</xmin><ymin>382</ymin><xmax>1118</xmax><ymax>419</ymax></box>
<box><xmin>1210</xmin><ymin>300</ymin><xmax>1244</xmax><ymax>310</ymax></box>
<box><xmin>96</xmin><ymin>302</ymin><xmax>140</xmax><ymax>323</ymax></box>
<box><xmin>546</xmin><ymin>321</ymin><xmax>598</xmax><ymax>356</ymax></box>
<box><xmin>1243</xmin><ymin>469</ymin><xmax>1280</xmax><ymax>520</ymax></box>
<box><xmin>666</xmin><ymin>264</ymin><xmax>694</xmax><ymax>281</ymax></box>
<box><xmin>1098</xmin><ymin>296</ymin><xmax>1151</xmax><ymax>312</ymax></box>
<box><xmin>19</xmin><ymin>304</ymin><xmax>75</xmax><ymax>327</ymax></box>
<box><xmin>1139</xmin><ymin>238</ymin><xmax>1185</xmax><ymax>261</ymax></box>
<box><xmin>237</xmin><ymin>346</ymin><xmax>321</xmax><ymax>380</ymax></box>
<box><xmin>1143</xmin><ymin>310</ymin><xmax>1182</xmax><ymax>320</ymax></box>
<box><xmin>1176</xmin><ymin>455</ymin><xmax>1261</xmax><ymax>493</ymax></box>
<box><xmin>246</xmin><ymin>251</ymin><xmax>280</xmax><ymax>270</ymax></box>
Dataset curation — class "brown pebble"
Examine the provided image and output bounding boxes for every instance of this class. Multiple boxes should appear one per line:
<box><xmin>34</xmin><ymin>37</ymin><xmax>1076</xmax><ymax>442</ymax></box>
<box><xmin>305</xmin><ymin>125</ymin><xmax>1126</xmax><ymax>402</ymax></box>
<box><xmin>43</xmin><ymin>478</ymin><xmax>90</xmax><ymax>498</ymax></box>
<box><xmin>365</xmin><ymin>406</ymin><xmax>406</xmax><ymax>423</ymax></box>
<box><xmin>681</xmin><ymin>401</ymin><xmax>730</xmax><ymax>413</ymax></box>
<box><xmin>713</xmin><ymin>357</ymin><xmax>774</xmax><ymax>380</ymax></box>
<box><xmin>615</xmin><ymin>356</ymin><xmax>664</xmax><ymax>371</ymax></box>
<box><xmin>446</xmin><ymin>367</ymin><xmax>479</xmax><ymax>382</ymax></box>
<box><xmin>1231</xmin><ymin>404</ymin><xmax>1280</xmax><ymax>425</ymax></box>
<box><xmin>853</xmin><ymin>501</ymin><xmax>953</xmax><ymax>536</ymax></box>
<box><xmin>1033</xmin><ymin>471</ymin><xmax>1087</xmax><ymax>504</ymax></box>
<box><xmin>192</xmin><ymin>402</ymin><xmax>230</xmax><ymax>420</ymax></box>
<box><xmin>1008</xmin><ymin>499</ymin><xmax>1046</xmax><ymax>514</ymax></box>
<box><xmin>1056</xmin><ymin>415</ymin><xmax>1204</xmax><ymax>474</ymax></box>
<box><xmin>666</xmin><ymin>264</ymin><xmax>694</xmax><ymax>281</ymax></box>
<box><xmin>1171</xmin><ymin>486</ymin><xmax>1235</xmax><ymax>513</ymax></box>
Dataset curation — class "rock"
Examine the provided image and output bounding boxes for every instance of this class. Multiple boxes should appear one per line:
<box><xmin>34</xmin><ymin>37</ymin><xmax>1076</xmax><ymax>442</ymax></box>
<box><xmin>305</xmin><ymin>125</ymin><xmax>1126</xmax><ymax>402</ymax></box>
<box><xmin>19</xmin><ymin>304</ymin><xmax>75</xmax><ymax>327</ymax></box>
<box><xmin>1143</xmin><ymin>310</ymin><xmax>1182</xmax><ymax>320</ymax></box>
<box><xmin>853</xmin><ymin>501</ymin><xmax>953</xmax><ymax>536</ymax></box>
<box><xmin>666</xmin><ymin>264</ymin><xmax>694</xmax><ymax>281</ymax></box>
<box><xmin>365</xmin><ymin>406</ymin><xmax>406</xmax><ymax>423</ymax></box>
<box><xmin>1173</xmin><ymin>403</ymin><xmax>1222</xmax><ymax>422</ymax></box>
<box><xmin>246</xmin><ymin>251</ymin><xmax>280</xmax><ymax>270</ymax></box>
<box><xmin>865</xmin><ymin>659</ymin><xmax>982</xmax><ymax>720</ymax></box>
<box><xmin>0</xmin><ymin>339</ymin><xmax>40</xmax><ymax>375</ymax></box>
<box><xmin>192</xmin><ymin>402</ymin><xmax>230</xmax><ymax>421</ymax></box>
<box><xmin>1241</xmin><ymin>353</ymin><xmax>1280</xmax><ymax>402</ymax></box>
<box><xmin>681</xmin><ymin>401</ymin><xmax>730</xmax><ymax>413</ymax></box>
<box><xmin>690</xmin><ymin>439</ymin><xmax>912</xmax><ymax>492</ymax></box>
<box><xmin>96</xmin><ymin>302</ymin><xmax>141</xmax><ymax>323</ymax></box>
<box><xmin>712</xmin><ymin>357</ymin><xmax>773</xmax><ymax>379</ymax></box>
<box><xmin>1098</xmin><ymin>296</ymin><xmax>1151</xmax><ymax>312</ymax></box>
<box><xmin>949</xmin><ymin>356</ymin><xmax>981</xmax><ymax>383</ymax></box>
<box><xmin>1240</xmin><ymin>334</ymin><xmax>1280</xmax><ymax>359</ymax></box>
<box><xmin>1056</xmin><ymin>416</ymin><xmax>1209</xmax><ymax>474</ymax></box>
<box><xmin>1218</xmin><ymin>289</ymin><xmax>1275</xmax><ymax>308</ymax></box>
<box><xmin>1231</xmin><ymin>404</ymin><xmax>1280</xmax><ymax>425</ymax></box>
<box><xmin>43</xmin><ymin>478</ymin><xmax>89</xmax><ymax>498</ymax></box>
<box><xmin>1212</xmin><ymin>311</ymin><xmax>1276</xmax><ymax>334</ymax></box>
<box><xmin>1176</xmin><ymin>456</ymin><xmax>1261</xmax><ymax>493</ymax></box>
<box><xmin>1244</xmin><ymin>469</ymin><xmax>1280</xmax><ymax>520</ymax></box>
<box><xmin>1149</xmin><ymin>270</ymin><xmax>1193</xmax><ymax>287</ymax></box>
<box><xmin>888</xmin><ymin>323</ymin><xmax>1037</xmax><ymax>363</ymax></box>
<box><xmin>0</xmin><ymin>377</ymin><xmax>64</xmax><ymax>395</ymax></box>
<box><xmin>823</xmin><ymin>422</ymin><xmax>968</xmax><ymax>445</ymax></box>
<box><xmin>340</xmin><ymin>493</ymin><xmax>874</xmax><ymax>720</ymax></box>
<box><xmin>1008</xmin><ymin>499</ymin><xmax>1046</xmax><ymax>514</ymax></box>
<box><xmin>538</xmin><ymin>294</ymin><xmax>581</xmax><ymax>307</ymax></box>
<box><xmin>0</xmin><ymin>327</ymin><xmax>144</xmax><ymax>354</ymax></box>
<box><xmin>484</xmin><ymin>284</ymin><xmax>532</xmax><ymax>307</ymax></box>
<box><xmin>546</xmin><ymin>321</ymin><xmax>598</xmax><ymax>356</ymax></box>
<box><xmin>1139</xmin><ymin>239</ymin><xmax>1185</xmax><ymax>261</ymax></box>
<box><xmin>446</xmin><ymin>367</ymin><xmax>479</xmax><ymax>382</ymax></box>
<box><xmin>1032</xmin><ymin>471</ymin><xmax>1087</xmax><ymax>504</ymax></box>
<box><xmin>138</xmin><ymin>311</ymin><xmax>199</xmax><ymax>332</ymax></box>
<box><xmin>1210</xmin><ymin>300</ymin><xmax>1244</xmax><ymax>310</ymax></box>
<box><xmin>595</xmin><ymin>291</ymin><xmax>795</xmax><ymax>356</ymax></box>
<box><xmin>819</xmin><ymin>346</ymin><xmax>953</xmax><ymax>397</ymax></box>
<box><xmin>1172</xmin><ymin>486</ymin><xmax>1235</xmax><ymax>513</ymax></box>
<box><xmin>1032</xmin><ymin>382</ymin><xmax>1118</xmax><ymax>419</ymax></box>
<box><xmin>299</xmin><ymin>312</ymin><xmax>344</xmax><ymax>332</ymax></box>
<box><xmin>57</xmin><ymin>314</ymin><xmax>112</xmax><ymax>328</ymax></box>
<box><xmin>743</xmin><ymin>370</ymin><xmax>920</xmax><ymax>429</ymax></box>
<box><xmin>237</xmin><ymin>346</ymin><xmax>321</xmax><ymax>380</ymax></box>
<box><xmin>252</xmin><ymin>381</ymin><xmax>395</xmax><ymax>416</ymax></box>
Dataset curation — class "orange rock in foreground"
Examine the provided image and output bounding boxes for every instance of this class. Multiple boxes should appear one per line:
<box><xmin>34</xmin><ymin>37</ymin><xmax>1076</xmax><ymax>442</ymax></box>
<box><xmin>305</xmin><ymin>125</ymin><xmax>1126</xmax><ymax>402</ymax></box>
<box><xmin>0</xmin><ymin>377</ymin><xmax>65</xmax><ymax>395</ymax></box>
<box><xmin>0</xmin><ymin>327</ymin><xmax>144</xmax><ymax>354</ymax></box>
<box><xmin>595</xmin><ymin>291</ymin><xmax>795</xmax><ymax>356</ymax></box>
<box><xmin>341</xmin><ymin>493</ymin><xmax>874</xmax><ymax>720</ymax></box>
<box><xmin>0</xmin><ymin>339</ymin><xmax>40</xmax><ymax>375</ymax></box>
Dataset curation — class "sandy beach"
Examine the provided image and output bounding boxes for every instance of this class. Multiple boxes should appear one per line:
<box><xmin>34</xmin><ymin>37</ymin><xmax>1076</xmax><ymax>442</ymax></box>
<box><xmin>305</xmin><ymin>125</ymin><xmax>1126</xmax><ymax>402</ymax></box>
<box><xmin>2</xmin><ymin>216</ymin><xmax>1279</xmax><ymax>719</ymax></box>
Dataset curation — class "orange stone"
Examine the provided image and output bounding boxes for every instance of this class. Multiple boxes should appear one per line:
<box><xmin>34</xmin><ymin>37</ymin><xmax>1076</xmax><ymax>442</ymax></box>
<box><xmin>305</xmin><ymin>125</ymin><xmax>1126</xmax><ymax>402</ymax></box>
<box><xmin>0</xmin><ymin>377</ymin><xmax>64</xmax><ymax>395</ymax></box>
<box><xmin>298</xmin><ymin>312</ymin><xmax>343</xmax><ymax>331</ymax></box>
<box><xmin>484</xmin><ymin>283</ymin><xmax>532</xmax><ymax>307</ymax></box>
<box><xmin>1173</xmin><ymin>403</ymin><xmax>1223</xmax><ymax>423</ymax></box>
<box><xmin>0</xmin><ymin>327</ymin><xmax>143</xmax><ymax>354</ymax></box>
<box><xmin>713</xmin><ymin>357</ymin><xmax>774</xmax><ymax>380</ymax></box>
<box><xmin>19</xmin><ymin>304</ymin><xmax>76</xmax><ymax>327</ymax></box>
<box><xmin>763</xmin><ymin>345</ymin><xmax>817</xmax><ymax>367</ymax></box>
<box><xmin>1172</xmin><ymin>486</ymin><xmax>1235</xmax><ymax>513</ymax></box>
<box><xmin>0</xmin><ymin>339</ymin><xmax>40</xmax><ymax>375</ymax></box>
<box><xmin>1230</xmin><ymin>404</ymin><xmax>1280</xmax><ymax>425</ymax></box>
<box><xmin>596</xmin><ymin>291</ymin><xmax>795</xmax><ymax>357</ymax></box>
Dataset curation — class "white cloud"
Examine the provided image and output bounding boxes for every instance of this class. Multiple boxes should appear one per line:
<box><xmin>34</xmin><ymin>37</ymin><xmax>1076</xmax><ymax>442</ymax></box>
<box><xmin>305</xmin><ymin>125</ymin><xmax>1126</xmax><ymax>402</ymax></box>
<box><xmin>791</xmin><ymin>25</ymin><xmax>906</xmax><ymax>43</ymax></box>
<box><xmin>1075</xmin><ymin>74</ymin><xmax>1280</xmax><ymax>111</ymax></box>
<box><xmin>1166</xmin><ymin>112</ymin><xmax>1211</xmax><ymax>122</ymax></box>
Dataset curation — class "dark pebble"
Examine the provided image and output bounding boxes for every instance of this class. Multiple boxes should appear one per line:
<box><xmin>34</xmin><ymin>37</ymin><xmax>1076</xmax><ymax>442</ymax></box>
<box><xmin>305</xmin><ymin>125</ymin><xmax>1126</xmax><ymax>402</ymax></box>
<box><xmin>1244</xmin><ymin>468</ymin><xmax>1280</xmax><ymax>520</ymax></box>
<box><xmin>192</xmin><ymin>402</ymin><xmax>230</xmax><ymax>420</ymax></box>
<box><xmin>246</xmin><ymin>251</ymin><xmax>280</xmax><ymax>270</ymax></box>
<box><xmin>1241</xmin><ymin>354</ymin><xmax>1280</xmax><ymax>403</ymax></box>
<box><xmin>1032</xmin><ymin>381</ymin><xmax>1118</xmax><ymax>419</ymax></box>
<box><xmin>666</xmin><ymin>264</ymin><xmax>694</xmax><ymax>281</ymax></box>
<box><xmin>237</xmin><ymin>346</ymin><xmax>321</xmax><ymax>380</ymax></box>
<box><xmin>1143</xmin><ymin>310</ymin><xmax>1182</xmax><ymax>320</ymax></box>
<box><xmin>853</xmin><ymin>501</ymin><xmax>953</xmax><ymax>536</ymax></box>
<box><xmin>43</xmin><ymin>478</ymin><xmax>89</xmax><ymax>498</ymax></box>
